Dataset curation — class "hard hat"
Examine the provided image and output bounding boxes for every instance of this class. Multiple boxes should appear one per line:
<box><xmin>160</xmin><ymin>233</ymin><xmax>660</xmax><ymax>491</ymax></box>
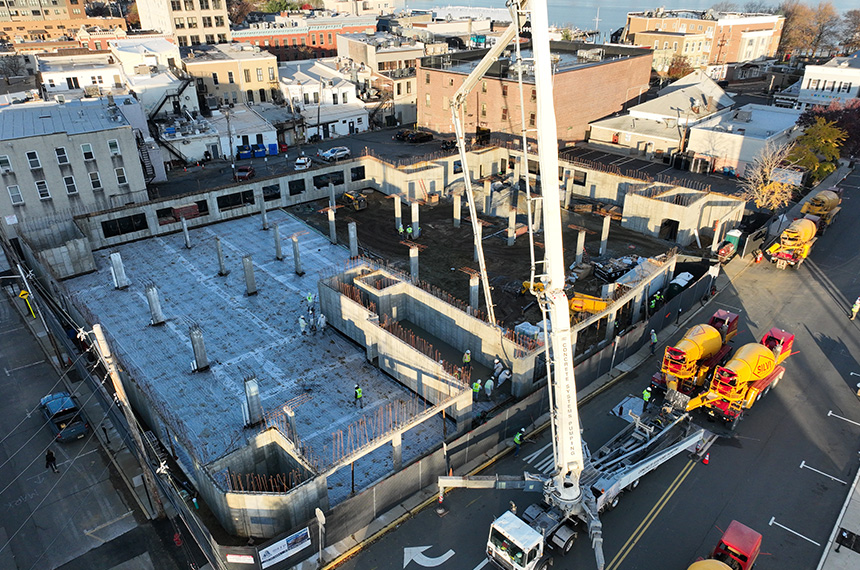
<box><xmin>466</xmin><ymin>350</ymin><xmax>471</xmax><ymax>354</ymax></box>
<box><xmin>494</xmin><ymin>358</ymin><xmax>500</xmax><ymax>364</ymax></box>
<box><xmin>651</xmin><ymin>329</ymin><xmax>655</xmax><ymax>333</ymax></box>
<box><xmin>646</xmin><ymin>387</ymin><xmax>652</xmax><ymax>391</ymax></box>
<box><xmin>355</xmin><ymin>384</ymin><xmax>358</xmax><ymax>388</ymax></box>
<box><xmin>519</xmin><ymin>428</ymin><xmax>525</xmax><ymax>433</ymax></box>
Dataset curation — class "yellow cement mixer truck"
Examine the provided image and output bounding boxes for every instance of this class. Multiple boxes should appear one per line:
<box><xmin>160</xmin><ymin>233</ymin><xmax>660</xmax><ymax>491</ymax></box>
<box><xmin>800</xmin><ymin>188</ymin><xmax>841</xmax><ymax>233</ymax></box>
<box><xmin>766</xmin><ymin>216</ymin><xmax>818</xmax><ymax>269</ymax></box>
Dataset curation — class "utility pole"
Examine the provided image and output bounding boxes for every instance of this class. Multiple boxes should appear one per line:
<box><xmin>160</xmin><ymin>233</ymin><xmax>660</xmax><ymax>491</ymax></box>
<box><xmin>93</xmin><ymin>324</ymin><xmax>165</xmax><ymax>519</ymax></box>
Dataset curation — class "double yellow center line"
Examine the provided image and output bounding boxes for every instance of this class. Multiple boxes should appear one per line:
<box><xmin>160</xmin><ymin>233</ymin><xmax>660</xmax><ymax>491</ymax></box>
<box><xmin>606</xmin><ymin>459</ymin><xmax>697</xmax><ymax>570</ymax></box>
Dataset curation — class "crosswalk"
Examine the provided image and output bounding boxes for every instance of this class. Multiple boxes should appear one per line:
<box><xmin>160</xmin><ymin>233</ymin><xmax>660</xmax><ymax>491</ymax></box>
<box><xmin>522</xmin><ymin>442</ymin><xmax>555</xmax><ymax>474</ymax></box>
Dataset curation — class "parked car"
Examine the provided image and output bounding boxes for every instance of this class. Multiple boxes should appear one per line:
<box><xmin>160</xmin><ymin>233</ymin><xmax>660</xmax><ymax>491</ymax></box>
<box><xmin>295</xmin><ymin>155</ymin><xmax>312</xmax><ymax>170</ymax></box>
<box><xmin>234</xmin><ymin>165</ymin><xmax>256</xmax><ymax>181</ymax></box>
<box><xmin>393</xmin><ymin>129</ymin><xmax>414</xmax><ymax>141</ymax></box>
<box><xmin>317</xmin><ymin>146</ymin><xmax>351</xmax><ymax>161</ymax></box>
<box><xmin>407</xmin><ymin>131</ymin><xmax>434</xmax><ymax>143</ymax></box>
<box><xmin>441</xmin><ymin>139</ymin><xmax>458</xmax><ymax>150</ymax></box>
<box><xmin>40</xmin><ymin>392</ymin><xmax>89</xmax><ymax>443</ymax></box>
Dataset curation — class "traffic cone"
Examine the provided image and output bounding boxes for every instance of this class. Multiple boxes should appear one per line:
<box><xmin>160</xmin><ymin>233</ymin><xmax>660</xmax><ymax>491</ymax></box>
<box><xmin>702</xmin><ymin>453</ymin><xmax>710</xmax><ymax>465</ymax></box>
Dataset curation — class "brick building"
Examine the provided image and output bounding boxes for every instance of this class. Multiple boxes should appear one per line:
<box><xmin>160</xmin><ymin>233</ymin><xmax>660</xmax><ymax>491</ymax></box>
<box><xmin>417</xmin><ymin>41</ymin><xmax>653</xmax><ymax>144</ymax></box>
<box><xmin>231</xmin><ymin>13</ymin><xmax>377</xmax><ymax>61</ymax></box>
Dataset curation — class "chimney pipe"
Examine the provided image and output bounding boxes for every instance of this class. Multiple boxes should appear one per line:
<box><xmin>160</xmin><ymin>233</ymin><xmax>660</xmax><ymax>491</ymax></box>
<box><xmin>145</xmin><ymin>284</ymin><xmax>165</xmax><ymax>325</ymax></box>
<box><xmin>189</xmin><ymin>325</ymin><xmax>209</xmax><ymax>371</ymax></box>
<box><xmin>109</xmin><ymin>252</ymin><xmax>130</xmax><ymax>289</ymax></box>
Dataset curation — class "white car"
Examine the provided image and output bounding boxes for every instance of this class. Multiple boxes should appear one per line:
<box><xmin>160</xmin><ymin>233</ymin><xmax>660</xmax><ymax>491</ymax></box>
<box><xmin>295</xmin><ymin>155</ymin><xmax>311</xmax><ymax>170</ymax></box>
<box><xmin>317</xmin><ymin>146</ymin><xmax>351</xmax><ymax>161</ymax></box>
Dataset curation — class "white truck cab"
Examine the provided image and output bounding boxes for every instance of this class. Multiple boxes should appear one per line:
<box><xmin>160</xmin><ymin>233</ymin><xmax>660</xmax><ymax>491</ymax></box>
<box><xmin>487</xmin><ymin>511</ymin><xmax>550</xmax><ymax>570</ymax></box>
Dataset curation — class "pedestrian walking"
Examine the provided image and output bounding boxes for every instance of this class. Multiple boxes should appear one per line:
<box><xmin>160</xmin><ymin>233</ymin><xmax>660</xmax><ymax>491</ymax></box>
<box><xmin>298</xmin><ymin>315</ymin><xmax>307</xmax><ymax>335</ymax></box>
<box><xmin>463</xmin><ymin>349</ymin><xmax>472</xmax><ymax>370</ymax></box>
<box><xmin>642</xmin><ymin>386</ymin><xmax>652</xmax><ymax>412</ymax></box>
<box><xmin>650</xmin><ymin>329</ymin><xmax>657</xmax><ymax>355</ymax></box>
<box><xmin>317</xmin><ymin>313</ymin><xmax>326</xmax><ymax>332</ymax></box>
<box><xmin>472</xmin><ymin>378</ymin><xmax>482</xmax><ymax>401</ymax></box>
<box><xmin>514</xmin><ymin>428</ymin><xmax>525</xmax><ymax>457</ymax></box>
<box><xmin>851</xmin><ymin>297</ymin><xmax>860</xmax><ymax>320</ymax></box>
<box><xmin>354</xmin><ymin>384</ymin><xmax>363</xmax><ymax>408</ymax></box>
<box><xmin>484</xmin><ymin>377</ymin><xmax>494</xmax><ymax>400</ymax></box>
<box><xmin>45</xmin><ymin>450</ymin><xmax>58</xmax><ymax>473</ymax></box>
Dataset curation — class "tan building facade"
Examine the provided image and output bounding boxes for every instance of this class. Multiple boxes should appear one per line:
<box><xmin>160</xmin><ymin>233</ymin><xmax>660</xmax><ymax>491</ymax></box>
<box><xmin>418</xmin><ymin>43</ymin><xmax>653</xmax><ymax>144</ymax></box>
<box><xmin>136</xmin><ymin>0</ymin><xmax>230</xmax><ymax>47</ymax></box>
<box><xmin>0</xmin><ymin>16</ymin><xmax>125</xmax><ymax>43</ymax></box>
<box><xmin>182</xmin><ymin>43</ymin><xmax>279</xmax><ymax>105</ymax></box>
<box><xmin>623</xmin><ymin>10</ymin><xmax>783</xmax><ymax>67</ymax></box>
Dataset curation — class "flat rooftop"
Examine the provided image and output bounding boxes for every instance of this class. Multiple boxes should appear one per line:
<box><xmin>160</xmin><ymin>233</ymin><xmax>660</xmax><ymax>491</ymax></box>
<box><xmin>181</xmin><ymin>42</ymin><xmax>275</xmax><ymax>63</ymax></box>
<box><xmin>64</xmin><ymin>211</ymin><xmax>440</xmax><ymax>477</ymax></box>
<box><xmin>692</xmin><ymin>104</ymin><xmax>801</xmax><ymax>139</ymax></box>
<box><xmin>0</xmin><ymin>99</ymin><xmax>130</xmax><ymax>139</ymax></box>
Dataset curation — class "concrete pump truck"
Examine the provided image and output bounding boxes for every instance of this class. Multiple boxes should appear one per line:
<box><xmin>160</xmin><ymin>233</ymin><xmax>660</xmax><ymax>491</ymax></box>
<box><xmin>436</xmin><ymin>2</ymin><xmax>707</xmax><ymax>569</ymax></box>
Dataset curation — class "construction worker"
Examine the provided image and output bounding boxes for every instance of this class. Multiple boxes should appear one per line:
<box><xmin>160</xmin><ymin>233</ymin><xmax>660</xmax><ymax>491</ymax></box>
<box><xmin>463</xmin><ymin>349</ymin><xmax>471</xmax><ymax>369</ymax></box>
<box><xmin>298</xmin><ymin>315</ymin><xmax>307</xmax><ymax>335</ymax></box>
<box><xmin>398</xmin><ymin>225</ymin><xmax>404</xmax><ymax>238</ymax></box>
<box><xmin>851</xmin><ymin>297</ymin><xmax>860</xmax><ymax>320</ymax></box>
<box><xmin>317</xmin><ymin>313</ymin><xmax>326</xmax><ymax>332</ymax></box>
<box><xmin>472</xmin><ymin>378</ymin><xmax>482</xmax><ymax>401</ymax></box>
<box><xmin>642</xmin><ymin>386</ymin><xmax>652</xmax><ymax>411</ymax></box>
<box><xmin>497</xmin><ymin>369</ymin><xmax>511</xmax><ymax>388</ymax></box>
<box><xmin>354</xmin><ymin>384</ymin><xmax>363</xmax><ymax>408</ymax></box>
<box><xmin>306</xmin><ymin>292</ymin><xmax>314</xmax><ymax>306</ymax></box>
<box><xmin>493</xmin><ymin>358</ymin><xmax>504</xmax><ymax>379</ymax></box>
<box><xmin>406</xmin><ymin>225</ymin><xmax>413</xmax><ymax>239</ymax></box>
<box><xmin>514</xmin><ymin>428</ymin><xmax>525</xmax><ymax>457</ymax></box>
<box><xmin>650</xmin><ymin>329</ymin><xmax>657</xmax><ymax>355</ymax></box>
<box><xmin>484</xmin><ymin>377</ymin><xmax>494</xmax><ymax>400</ymax></box>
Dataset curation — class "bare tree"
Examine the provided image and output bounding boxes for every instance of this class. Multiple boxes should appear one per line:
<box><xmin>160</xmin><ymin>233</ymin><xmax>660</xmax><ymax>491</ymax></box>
<box><xmin>803</xmin><ymin>1</ymin><xmax>842</xmax><ymax>54</ymax></box>
<box><xmin>0</xmin><ymin>55</ymin><xmax>25</xmax><ymax>85</ymax></box>
<box><xmin>842</xmin><ymin>9</ymin><xmax>860</xmax><ymax>52</ymax></box>
<box><xmin>740</xmin><ymin>141</ymin><xmax>797</xmax><ymax>212</ymax></box>
<box><xmin>777</xmin><ymin>0</ymin><xmax>811</xmax><ymax>56</ymax></box>
<box><xmin>711</xmin><ymin>2</ymin><xmax>739</xmax><ymax>12</ymax></box>
<box><xmin>743</xmin><ymin>1</ymin><xmax>777</xmax><ymax>14</ymax></box>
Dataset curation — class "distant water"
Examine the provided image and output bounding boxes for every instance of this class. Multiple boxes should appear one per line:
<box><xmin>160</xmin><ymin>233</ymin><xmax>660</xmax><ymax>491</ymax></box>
<box><xmin>401</xmin><ymin>0</ymin><xmax>856</xmax><ymax>40</ymax></box>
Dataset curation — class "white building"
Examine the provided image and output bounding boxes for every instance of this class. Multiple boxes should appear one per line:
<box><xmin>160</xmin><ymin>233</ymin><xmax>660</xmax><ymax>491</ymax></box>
<box><xmin>795</xmin><ymin>52</ymin><xmax>860</xmax><ymax>110</ymax></box>
<box><xmin>36</xmin><ymin>52</ymin><xmax>125</xmax><ymax>100</ymax></box>
<box><xmin>279</xmin><ymin>60</ymin><xmax>368</xmax><ymax>139</ymax></box>
<box><xmin>135</xmin><ymin>0</ymin><xmax>230</xmax><ymax>47</ymax></box>
<box><xmin>0</xmin><ymin>98</ymin><xmax>149</xmax><ymax>240</ymax></box>
<box><xmin>321</xmin><ymin>0</ymin><xmax>402</xmax><ymax>16</ymax></box>
<box><xmin>686</xmin><ymin>103</ymin><xmax>801</xmax><ymax>176</ymax></box>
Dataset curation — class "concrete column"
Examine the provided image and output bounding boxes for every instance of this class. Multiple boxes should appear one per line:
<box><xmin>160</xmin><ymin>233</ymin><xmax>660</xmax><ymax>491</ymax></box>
<box><xmin>328</xmin><ymin>208</ymin><xmax>336</xmax><ymax>244</ymax></box>
<box><xmin>181</xmin><ymin>216</ymin><xmax>192</xmax><ymax>249</ymax></box>
<box><xmin>563</xmin><ymin>171</ymin><xmax>572</xmax><ymax>209</ymax></box>
<box><xmin>605</xmin><ymin>310</ymin><xmax>617</xmax><ymax>342</ymax></box>
<box><xmin>216</xmin><ymin>237</ymin><xmax>228</xmax><ymax>276</ymax></box>
<box><xmin>394</xmin><ymin>195</ymin><xmax>402</xmax><ymax>230</ymax></box>
<box><xmin>711</xmin><ymin>220</ymin><xmax>723</xmax><ymax>253</ymax></box>
<box><xmin>599</xmin><ymin>215</ymin><xmax>611</xmax><ymax>257</ymax></box>
<box><xmin>575</xmin><ymin>229</ymin><xmax>586</xmax><ymax>265</ymax></box>
<box><xmin>532</xmin><ymin>197</ymin><xmax>542</xmax><ymax>233</ymax></box>
<box><xmin>513</xmin><ymin>158</ymin><xmax>522</xmax><ymax>189</ymax></box>
<box><xmin>145</xmin><ymin>284</ymin><xmax>165</xmax><ymax>326</ymax></box>
<box><xmin>452</xmin><ymin>392</ymin><xmax>472</xmax><ymax>437</ymax></box>
<box><xmin>190</xmin><ymin>325</ymin><xmax>209</xmax><ymax>371</ymax></box>
<box><xmin>259</xmin><ymin>195</ymin><xmax>269</xmax><ymax>230</ymax></box>
<box><xmin>411</xmin><ymin>201</ymin><xmax>420</xmax><ymax>238</ymax></box>
<box><xmin>453</xmin><ymin>194</ymin><xmax>461</xmax><ymax>228</ymax></box>
<box><xmin>328</xmin><ymin>182</ymin><xmax>336</xmax><ymax>209</ymax></box>
<box><xmin>274</xmin><ymin>223</ymin><xmax>284</xmax><ymax>260</ymax></box>
<box><xmin>392</xmin><ymin>432</ymin><xmax>402</xmax><ymax>471</ymax></box>
<box><xmin>410</xmin><ymin>247</ymin><xmax>418</xmax><ymax>281</ymax></box>
<box><xmin>109</xmin><ymin>252</ymin><xmax>130</xmax><ymax>289</ymax></box>
<box><xmin>292</xmin><ymin>235</ymin><xmax>304</xmax><ymax>276</ymax></box>
<box><xmin>348</xmin><ymin>221</ymin><xmax>358</xmax><ymax>258</ymax></box>
<box><xmin>484</xmin><ymin>179</ymin><xmax>492</xmax><ymax>214</ymax></box>
<box><xmin>507</xmin><ymin>207</ymin><xmax>517</xmax><ymax>246</ymax></box>
<box><xmin>242</xmin><ymin>255</ymin><xmax>257</xmax><ymax>296</ymax></box>
<box><xmin>469</xmin><ymin>275</ymin><xmax>479</xmax><ymax>311</ymax></box>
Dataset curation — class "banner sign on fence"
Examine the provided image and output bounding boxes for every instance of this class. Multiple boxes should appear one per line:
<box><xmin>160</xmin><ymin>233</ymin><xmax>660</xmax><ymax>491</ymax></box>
<box><xmin>259</xmin><ymin>527</ymin><xmax>312</xmax><ymax>569</ymax></box>
<box><xmin>226</xmin><ymin>553</ymin><xmax>255</xmax><ymax>565</ymax></box>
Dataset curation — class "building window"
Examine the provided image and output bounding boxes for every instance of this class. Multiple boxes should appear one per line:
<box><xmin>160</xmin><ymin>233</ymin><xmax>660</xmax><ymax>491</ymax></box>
<box><xmin>481</xmin><ymin>103</ymin><xmax>486</xmax><ymax>117</ymax></box>
<box><xmin>482</xmin><ymin>80</ymin><xmax>486</xmax><ymax>93</ymax></box>
<box><xmin>531</xmin><ymin>88</ymin><xmax>536</xmax><ymax>101</ymax></box>
<box><xmin>187</xmin><ymin>17</ymin><xmax>197</xmax><ymax>28</ymax></box>
<box><xmin>501</xmin><ymin>108</ymin><xmax>508</xmax><ymax>121</ymax></box>
<box><xmin>328</xmin><ymin>32</ymin><xmax>332</xmax><ymax>44</ymax></box>
<box><xmin>244</xmin><ymin>69</ymin><xmax>250</xmax><ymax>82</ymax></box>
<box><xmin>268</xmin><ymin>67</ymin><xmax>275</xmax><ymax>80</ymax></box>
<box><xmin>502</xmin><ymin>84</ymin><xmax>508</xmax><ymax>96</ymax></box>
<box><xmin>332</xmin><ymin>92</ymin><xmax>338</xmax><ymax>104</ymax></box>
<box><xmin>89</xmin><ymin>171</ymin><xmax>102</xmax><ymax>190</ymax></box>
<box><xmin>227</xmin><ymin>71</ymin><xmax>234</xmax><ymax>83</ymax></box>
<box><xmin>190</xmin><ymin>35</ymin><xmax>200</xmax><ymax>45</ymax></box>
<box><xmin>425</xmin><ymin>72</ymin><xmax>430</xmax><ymax>84</ymax></box>
<box><xmin>425</xmin><ymin>93</ymin><xmax>431</xmax><ymax>107</ymax></box>
<box><xmin>170</xmin><ymin>0</ymin><xmax>180</xmax><ymax>9</ymax></box>
<box><xmin>215</xmin><ymin>15</ymin><xmax>224</xmax><ymax>27</ymax></box>
<box><xmin>108</xmin><ymin>139</ymin><xmax>120</xmax><ymax>156</ymax></box>
<box><xmin>7</xmin><ymin>185</ymin><xmax>22</xmax><ymax>205</ymax></box>
<box><xmin>313</xmin><ymin>92</ymin><xmax>318</xmax><ymax>103</ymax></box>
<box><xmin>199</xmin><ymin>0</ymin><xmax>209</xmax><ymax>8</ymax></box>
<box><xmin>205</xmin><ymin>34</ymin><xmax>214</xmax><ymax>44</ymax></box>
<box><xmin>174</xmin><ymin>17</ymin><xmax>184</xmax><ymax>29</ymax></box>
<box><xmin>35</xmin><ymin>180</ymin><xmax>50</xmax><ymax>199</ymax></box>
<box><xmin>26</xmin><ymin>151</ymin><xmax>40</xmax><ymax>169</ymax></box>
<box><xmin>184</xmin><ymin>0</ymin><xmax>193</xmax><ymax>9</ymax></box>
<box><xmin>64</xmin><ymin>175</ymin><xmax>77</xmax><ymax>195</ymax></box>
<box><xmin>342</xmin><ymin>91</ymin><xmax>347</xmax><ymax>104</ymax></box>
<box><xmin>217</xmin><ymin>33</ymin><xmax>226</xmax><ymax>43</ymax></box>
<box><xmin>91</xmin><ymin>76</ymin><xmax>103</xmax><ymax>85</ymax></box>
<box><xmin>202</xmin><ymin>16</ymin><xmax>211</xmax><ymax>27</ymax></box>
<box><xmin>840</xmin><ymin>82</ymin><xmax>852</xmax><ymax>93</ymax></box>
<box><xmin>81</xmin><ymin>143</ymin><xmax>94</xmax><ymax>160</ymax></box>
<box><xmin>310</xmin><ymin>34</ymin><xmax>315</xmax><ymax>46</ymax></box>
<box><xmin>55</xmin><ymin>147</ymin><xmax>68</xmax><ymax>164</ymax></box>
<box><xmin>303</xmin><ymin>92</ymin><xmax>309</xmax><ymax>104</ymax></box>
<box><xmin>212</xmin><ymin>72</ymin><xmax>219</xmax><ymax>85</ymax></box>
<box><xmin>0</xmin><ymin>155</ymin><xmax>11</xmax><ymax>172</ymax></box>
<box><xmin>178</xmin><ymin>36</ymin><xmax>188</xmax><ymax>47</ymax></box>
<box><xmin>405</xmin><ymin>82</ymin><xmax>411</xmax><ymax>94</ymax></box>
<box><xmin>529</xmin><ymin>113</ymin><xmax>535</xmax><ymax>127</ymax></box>
<box><xmin>212</xmin><ymin>0</ymin><xmax>221</xmax><ymax>8</ymax></box>
<box><xmin>101</xmin><ymin>213</ymin><xmax>148</xmax><ymax>238</ymax></box>
<box><xmin>115</xmin><ymin>167</ymin><xmax>127</xmax><ymax>185</ymax></box>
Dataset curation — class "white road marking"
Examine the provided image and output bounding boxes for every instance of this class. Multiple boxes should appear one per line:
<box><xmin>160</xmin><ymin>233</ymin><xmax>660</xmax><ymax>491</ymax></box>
<box><xmin>84</xmin><ymin>510</ymin><xmax>134</xmax><ymax>543</ymax></box>
<box><xmin>4</xmin><ymin>360</ymin><xmax>46</xmax><ymax>375</ymax></box>
<box><xmin>769</xmin><ymin>517</ymin><xmax>821</xmax><ymax>546</ymax></box>
<box><xmin>472</xmin><ymin>558</ymin><xmax>490</xmax><ymax>570</ymax></box>
<box><xmin>714</xmin><ymin>302</ymin><xmax>743</xmax><ymax>312</ymax></box>
<box><xmin>523</xmin><ymin>442</ymin><xmax>552</xmax><ymax>464</ymax></box>
<box><xmin>403</xmin><ymin>546</ymin><xmax>455</xmax><ymax>568</ymax></box>
<box><xmin>799</xmin><ymin>460</ymin><xmax>847</xmax><ymax>484</ymax></box>
<box><xmin>827</xmin><ymin>410</ymin><xmax>860</xmax><ymax>428</ymax></box>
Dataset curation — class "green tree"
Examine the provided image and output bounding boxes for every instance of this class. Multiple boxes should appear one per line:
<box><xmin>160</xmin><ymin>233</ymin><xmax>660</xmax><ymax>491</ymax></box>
<box><xmin>559</xmin><ymin>28</ymin><xmax>573</xmax><ymax>41</ymax></box>
<box><xmin>126</xmin><ymin>2</ymin><xmax>140</xmax><ymax>28</ymax></box>
<box><xmin>788</xmin><ymin>117</ymin><xmax>846</xmax><ymax>183</ymax></box>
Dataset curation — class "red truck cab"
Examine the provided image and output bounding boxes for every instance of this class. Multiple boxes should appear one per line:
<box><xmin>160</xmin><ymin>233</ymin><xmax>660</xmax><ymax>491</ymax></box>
<box><xmin>709</xmin><ymin>520</ymin><xmax>761</xmax><ymax>570</ymax></box>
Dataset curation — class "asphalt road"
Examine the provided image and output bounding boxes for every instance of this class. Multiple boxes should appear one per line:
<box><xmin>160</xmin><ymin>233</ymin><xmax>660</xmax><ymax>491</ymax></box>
<box><xmin>334</xmin><ymin>167</ymin><xmax>860</xmax><ymax>570</ymax></box>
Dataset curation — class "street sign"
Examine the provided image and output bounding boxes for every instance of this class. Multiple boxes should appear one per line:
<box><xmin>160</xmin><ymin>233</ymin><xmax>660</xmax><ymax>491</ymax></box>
<box><xmin>315</xmin><ymin>507</ymin><xmax>325</xmax><ymax>526</ymax></box>
<box><xmin>18</xmin><ymin>290</ymin><xmax>28</xmax><ymax>299</ymax></box>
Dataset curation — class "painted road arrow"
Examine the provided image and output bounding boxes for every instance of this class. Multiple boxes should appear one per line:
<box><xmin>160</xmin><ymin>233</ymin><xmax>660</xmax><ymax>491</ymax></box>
<box><xmin>403</xmin><ymin>546</ymin><xmax>455</xmax><ymax>568</ymax></box>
